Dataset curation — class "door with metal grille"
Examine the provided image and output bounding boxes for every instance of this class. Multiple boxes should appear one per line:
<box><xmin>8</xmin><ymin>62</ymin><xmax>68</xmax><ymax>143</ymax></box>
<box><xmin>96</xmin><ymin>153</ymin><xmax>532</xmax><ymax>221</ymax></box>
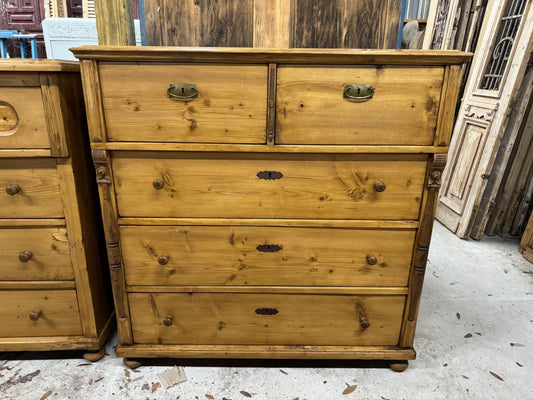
<box><xmin>437</xmin><ymin>0</ymin><xmax>533</xmax><ymax>238</ymax></box>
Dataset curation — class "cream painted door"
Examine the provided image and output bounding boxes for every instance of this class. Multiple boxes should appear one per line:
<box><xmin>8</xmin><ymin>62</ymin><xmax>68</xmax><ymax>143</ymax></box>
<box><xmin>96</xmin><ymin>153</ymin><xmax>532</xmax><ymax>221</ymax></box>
<box><xmin>437</xmin><ymin>0</ymin><xmax>533</xmax><ymax>238</ymax></box>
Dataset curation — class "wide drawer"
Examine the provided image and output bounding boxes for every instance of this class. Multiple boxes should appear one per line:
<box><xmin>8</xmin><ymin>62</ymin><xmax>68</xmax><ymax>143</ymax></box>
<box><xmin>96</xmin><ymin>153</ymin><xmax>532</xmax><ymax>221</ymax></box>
<box><xmin>98</xmin><ymin>63</ymin><xmax>268</xmax><ymax>143</ymax></box>
<box><xmin>121</xmin><ymin>225</ymin><xmax>415</xmax><ymax>287</ymax></box>
<box><xmin>0</xmin><ymin>290</ymin><xmax>82</xmax><ymax>337</ymax></box>
<box><xmin>276</xmin><ymin>66</ymin><xmax>444</xmax><ymax>145</ymax></box>
<box><xmin>0</xmin><ymin>226</ymin><xmax>73</xmax><ymax>280</ymax></box>
<box><xmin>129</xmin><ymin>292</ymin><xmax>405</xmax><ymax>345</ymax></box>
<box><xmin>0</xmin><ymin>86</ymin><xmax>51</xmax><ymax>149</ymax></box>
<box><xmin>113</xmin><ymin>152</ymin><xmax>427</xmax><ymax>220</ymax></box>
<box><xmin>0</xmin><ymin>158</ymin><xmax>64</xmax><ymax>218</ymax></box>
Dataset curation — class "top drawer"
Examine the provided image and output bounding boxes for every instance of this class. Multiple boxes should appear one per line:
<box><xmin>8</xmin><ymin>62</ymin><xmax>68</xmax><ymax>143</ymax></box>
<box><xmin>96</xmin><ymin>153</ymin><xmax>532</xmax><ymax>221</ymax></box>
<box><xmin>98</xmin><ymin>63</ymin><xmax>268</xmax><ymax>144</ymax></box>
<box><xmin>277</xmin><ymin>66</ymin><xmax>444</xmax><ymax>145</ymax></box>
<box><xmin>0</xmin><ymin>86</ymin><xmax>50</xmax><ymax>149</ymax></box>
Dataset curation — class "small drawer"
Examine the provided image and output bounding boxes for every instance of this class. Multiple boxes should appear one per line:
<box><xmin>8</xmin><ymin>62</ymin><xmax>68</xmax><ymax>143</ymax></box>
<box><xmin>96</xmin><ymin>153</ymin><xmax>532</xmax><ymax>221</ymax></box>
<box><xmin>0</xmin><ymin>226</ymin><xmax>74</xmax><ymax>281</ymax></box>
<box><xmin>113</xmin><ymin>152</ymin><xmax>426</xmax><ymax>220</ymax></box>
<box><xmin>276</xmin><ymin>66</ymin><xmax>444</xmax><ymax>145</ymax></box>
<box><xmin>0</xmin><ymin>290</ymin><xmax>82</xmax><ymax>337</ymax></box>
<box><xmin>121</xmin><ymin>225</ymin><xmax>415</xmax><ymax>287</ymax></box>
<box><xmin>129</xmin><ymin>292</ymin><xmax>405</xmax><ymax>346</ymax></box>
<box><xmin>98</xmin><ymin>63</ymin><xmax>268</xmax><ymax>143</ymax></box>
<box><xmin>0</xmin><ymin>86</ymin><xmax>51</xmax><ymax>149</ymax></box>
<box><xmin>0</xmin><ymin>158</ymin><xmax>64</xmax><ymax>218</ymax></box>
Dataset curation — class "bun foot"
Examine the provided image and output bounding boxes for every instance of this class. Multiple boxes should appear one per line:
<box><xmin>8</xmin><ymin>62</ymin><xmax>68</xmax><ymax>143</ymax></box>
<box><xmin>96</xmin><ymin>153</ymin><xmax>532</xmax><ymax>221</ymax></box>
<box><xmin>124</xmin><ymin>358</ymin><xmax>143</xmax><ymax>369</ymax></box>
<box><xmin>389</xmin><ymin>360</ymin><xmax>409</xmax><ymax>372</ymax></box>
<box><xmin>83</xmin><ymin>347</ymin><xmax>106</xmax><ymax>362</ymax></box>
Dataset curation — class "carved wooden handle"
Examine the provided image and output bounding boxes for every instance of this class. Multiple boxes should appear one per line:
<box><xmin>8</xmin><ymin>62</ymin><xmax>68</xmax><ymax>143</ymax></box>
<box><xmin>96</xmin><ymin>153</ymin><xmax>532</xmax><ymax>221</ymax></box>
<box><xmin>19</xmin><ymin>251</ymin><xmax>33</xmax><ymax>262</ymax></box>
<box><xmin>163</xmin><ymin>315</ymin><xmax>173</xmax><ymax>327</ymax></box>
<box><xmin>29</xmin><ymin>309</ymin><xmax>42</xmax><ymax>321</ymax></box>
<box><xmin>5</xmin><ymin>184</ymin><xmax>20</xmax><ymax>195</ymax></box>
<box><xmin>366</xmin><ymin>254</ymin><xmax>377</xmax><ymax>265</ymax></box>
<box><xmin>153</xmin><ymin>179</ymin><xmax>165</xmax><ymax>190</ymax></box>
<box><xmin>373</xmin><ymin>181</ymin><xmax>386</xmax><ymax>192</ymax></box>
<box><xmin>360</xmin><ymin>317</ymin><xmax>370</xmax><ymax>330</ymax></box>
<box><xmin>158</xmin><ymin>254</ymin><xmax>169</xmax><ymax>265</ymax></box>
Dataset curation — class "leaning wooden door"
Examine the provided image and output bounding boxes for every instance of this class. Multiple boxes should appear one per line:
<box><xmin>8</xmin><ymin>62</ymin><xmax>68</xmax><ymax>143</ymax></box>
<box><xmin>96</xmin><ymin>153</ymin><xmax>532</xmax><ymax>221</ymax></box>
<box><xmin>436</xmin><ymin>0</ymin><xmax>533</xmax><ymax>238</ymax></box>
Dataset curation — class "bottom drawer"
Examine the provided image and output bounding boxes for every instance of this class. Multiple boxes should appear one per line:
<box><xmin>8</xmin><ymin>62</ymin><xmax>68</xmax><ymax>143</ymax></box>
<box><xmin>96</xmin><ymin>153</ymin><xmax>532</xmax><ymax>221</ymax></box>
<box><xmin>129</xmin><ymin>292</ymin><xmax>405</xmax><ymax>346</ymax></box>
<box><xmin>0</xmin><ymin>290</ymin><xmax>82</xmax><ymax>337</ymax></box>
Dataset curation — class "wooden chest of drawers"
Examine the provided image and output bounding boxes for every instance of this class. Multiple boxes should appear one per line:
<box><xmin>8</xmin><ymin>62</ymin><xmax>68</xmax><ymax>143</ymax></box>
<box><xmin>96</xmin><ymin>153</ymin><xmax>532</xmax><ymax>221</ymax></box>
<box><xmin>72</xmin><ymin>47</ymin><xmax>470</xmax><ymax>369</ymax></box>
<box><xmin>0</xmin><ymin>60</ymin><xmax>113</xmax><ymax>355</ymax></box>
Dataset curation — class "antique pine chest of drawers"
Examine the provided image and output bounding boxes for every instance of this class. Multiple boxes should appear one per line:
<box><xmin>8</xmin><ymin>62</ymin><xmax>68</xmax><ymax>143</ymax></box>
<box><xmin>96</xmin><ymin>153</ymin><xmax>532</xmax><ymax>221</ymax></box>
<box><xmin>0</xmin><ymin>60</ymin><xmax>113</xmax><ymax>357</ymax></box>
<box><xmin>72</xmin><ymin>47</ymin><xmax>470</xmax><ymax>370</ymax></box>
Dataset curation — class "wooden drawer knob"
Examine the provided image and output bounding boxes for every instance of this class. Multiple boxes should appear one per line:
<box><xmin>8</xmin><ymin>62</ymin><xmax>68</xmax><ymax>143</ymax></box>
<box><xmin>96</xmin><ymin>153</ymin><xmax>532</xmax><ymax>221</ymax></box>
<box><xmin>360</xmin><ymin>317</ymin><xmax>370</xmax><ymax>330</ymax></box>
<box><xmin>153</xmin><ymin>179</ymin><xmax>165</xmax><ymax>190</ymax></box>
<box><xmin>19</xmin><ymin>251</ymin><xmax>33</xmax><ymax>262</ymax></box>
<box><xmin>373</xmin><ymin>181</ymin><xmax>386</xmax><ymax>192</ymax></box>
<box><xmin>163</xmin><ymin>315</ymin><xmax>173</xmax><ymax>327</ymax></box>
<box><xmin>158</xmin><ymin>254</ymin><xmax>169</xmax><ymax>265</ymax></box>
<box><xmin>29</xmin><ymin>309</ymin><xmax>42</xmax><ymax>321</ymax></box>
<box><xmin>366</xmin><ymin>254</ymin><xmax>377</xmax><ymax>265</ymax></box>
<box><xmin>5</xmin><ymin>184</ymin><xmax>21</xmax><ymax>195</ymax></box>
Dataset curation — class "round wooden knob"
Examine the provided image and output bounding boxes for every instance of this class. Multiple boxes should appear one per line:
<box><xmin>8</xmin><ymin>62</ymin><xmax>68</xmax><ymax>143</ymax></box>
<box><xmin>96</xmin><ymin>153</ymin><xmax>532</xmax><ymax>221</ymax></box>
<box><xmin>158</xmin><ymin>254</ymin><xmax>169</xmax><ymax>265</ymax></box>
<box><xmin>153</xmin><ymin>179</ymin><xmax>165</xmax><ymax>190</ymax></box>
<box><xmin>366</xmin><ymin>254</ymin><xmax>377</xmax><ymax>265</ymax></box>
<box><xmin>373</xmin><ymin>181</ymin><xmax>386</xmax><ymax>192</ymax></box>
<box><xmin>29</xmin><ymin>309</ymin><xmax>42</xmax><ymax>321</ymax></box>
<box><xmin>163</xmin><ymin>315</ymin><xmax>173</xmax><ymax>327</ymax></box>
<box><xmin>5</xmin><ymin>184</ymin><xmax>21</xmax><ymax>195</ymax></box>
<box><xmin>19</xmin><ymin>251</ymin><xmax>33</xmax><ymax>263</ymax></box>
<box><xmin>360</xmin><ymin>317</ymin><xmax>370</xmax><ymax>330</ymax></box>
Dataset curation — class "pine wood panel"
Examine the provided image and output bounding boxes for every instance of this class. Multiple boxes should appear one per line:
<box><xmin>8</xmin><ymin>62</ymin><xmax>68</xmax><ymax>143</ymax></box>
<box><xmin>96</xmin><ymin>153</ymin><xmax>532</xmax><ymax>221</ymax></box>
<box><xmin>98</xmin><ymin>63</ymin><xmax>267</xmax><ymax>143</ymax></box>
<box><xmin>276</xmin><ymin>66</ymin><xmax>444</xmax><ymax>145</ymax></box>
<box><xmin>120</xmin><ymin>225</ymin><xmax>415</xmax><ymax>287</ymax></box>
<box><xmin>0</xmin><ymin>290</ymin><xmax>82</xmax><ymax>337</ymax></box>
<box><xmin>0</xmin><ymin>227</ymin><xmax>74</xmax><ymax>281</ymax></box>
<box><xmin>0</xmin><ymin>158</ymin><xmax>64</xmax><ymax>218</ymax></box>
<box><xmin>112</xmin><ymin>152</ymin><xmax>427</xmax><ymax>220</ymax></box>
<box><xmin>0</xmin><ymin>87</ymin><xmax>50</xmax><ymax>149</ymax></box>
<box><xmin>129</xmin><ymin>292</ymin><xmax>405</xmax><ymax>346</ymax></box>
<box><xmin>94</xmin><ymin>0</ymin><xmax>135</xmax><ymax>45</ymax></box>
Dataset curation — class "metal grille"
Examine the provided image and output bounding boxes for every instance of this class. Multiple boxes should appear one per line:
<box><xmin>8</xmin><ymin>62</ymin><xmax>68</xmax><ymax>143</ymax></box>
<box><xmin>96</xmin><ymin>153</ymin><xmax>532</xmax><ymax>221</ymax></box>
<box><xmin>479</xmin><ymin>0</ymin><xmax>528</xmax><ymax>91</ymax></box>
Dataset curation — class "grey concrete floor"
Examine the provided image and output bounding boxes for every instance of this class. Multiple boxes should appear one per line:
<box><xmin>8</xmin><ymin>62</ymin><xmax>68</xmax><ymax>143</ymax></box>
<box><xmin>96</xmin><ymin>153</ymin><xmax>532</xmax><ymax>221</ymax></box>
<box><xmin>1</xmin><ymin>221</ymin><xmax>532</xmax><ymax>400</ymax></box>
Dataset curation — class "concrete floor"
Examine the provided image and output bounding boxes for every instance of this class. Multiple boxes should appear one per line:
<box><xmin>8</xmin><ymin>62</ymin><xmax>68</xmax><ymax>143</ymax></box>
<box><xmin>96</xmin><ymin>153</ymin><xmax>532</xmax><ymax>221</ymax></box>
<box><xmin>1</xmin><ymin>222</ymin><xmax>532</xmax><ymax>400</ymax></box>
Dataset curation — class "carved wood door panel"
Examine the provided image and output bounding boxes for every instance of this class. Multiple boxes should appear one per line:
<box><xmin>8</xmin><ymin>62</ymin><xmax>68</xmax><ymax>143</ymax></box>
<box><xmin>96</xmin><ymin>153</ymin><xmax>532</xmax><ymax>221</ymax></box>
<box><xmin>437</xmin><ymin>0</ymin><xmax>533</xmax><ymax>238</ymax></box>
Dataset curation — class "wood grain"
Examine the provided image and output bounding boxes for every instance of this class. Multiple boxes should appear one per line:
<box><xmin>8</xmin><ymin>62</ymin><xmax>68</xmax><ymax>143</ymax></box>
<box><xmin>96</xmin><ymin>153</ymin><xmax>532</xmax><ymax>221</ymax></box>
<box><xmin>0</xmin><ymin>227</ymin><xmax>73</xmax><ymax>281</ymax></box>
<box><xmin>40</xmin><ymin>73</ymin><xmax>69</xmax><ymax>157</ymax></box>
<box><xmin>126</xmin><ymin>286</ymin><xmax>409</xmax><ymax>295</ymax></box>
<box><xmin>94</xmin><ymin>0</ymin><xmax>135</xmax><ymax>45</ymax></box>
<box><xmin>120</xmin><ymin>225</ymin><xmax>415</xmax><ymax>287</ymax></box>
<box><xmin>253</xmin><ymin>0</ymin><xmax>291</xmax><ymax>48</ymax></box>
<box><xmin>129</xmin><ymin>292</ymin><xmax>404</xmax><ymax>345</ymax></box>
<box><xmin>98</xmin><ymin>63</ymin><xmax>267</xmax><ymax>143</ymax></box>
<box><xmin>79</xmin><ymin>60</ymin><xmax>107</xmax><ymax>143</ymax></box>
<box><xmin>435</xmin><ymin>65</ymin><xmax>463</xmax><ymax>146</ymax></box>
<box><xmin>277</xmin><ymin>66</ymin><xmax>444</xmax><ymax>145</ymax></box>
<box><xmin>0</xmin><ymin>59</ymin><xmax>80</xmax><ymax>72</ymax></box>
<box><xmin>0</xmin><ymin>72</ymin><xmax>40</xmax><ymax>87</ymax></box>
<box><xmin>112</xmin><ymin>152</ymin><xmax>427</xmax><ymax>220</ymax></box>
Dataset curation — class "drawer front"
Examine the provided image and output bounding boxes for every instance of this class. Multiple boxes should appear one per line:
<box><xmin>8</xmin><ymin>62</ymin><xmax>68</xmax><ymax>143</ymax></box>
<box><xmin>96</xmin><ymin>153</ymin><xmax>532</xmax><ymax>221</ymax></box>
<box><xmin>0</xmin><ymin>290</ymin><xmax>82</xmax><ymax>337</ymax></box>
<box><xmin>113</xmin><ymin>153</ymin><xmax>426</xmax><ymax>220</ymax></box>
<box><xmin>277</xmin><ymin>66</ymin><xmax>444</xmax><ymax>145</ymax></box>
<box><xmin>121</xmin><ymin>226</ymin><xmax>415</xmax><ymax>287</ymax></box>
<box><xmin>129</xmin><ymin>292</ymin><xmax>405</xmax><ymax>345</ymax></box>
<box><xmin>99</xmin><ymin>63</ymin><xmax>268</xmax><ymax>143</ymax></box>
<box><xmin>0</xmin><ymin>227</ymin><xmax>74</xmax><ymax>280</ymax></box>
<box><xmin>0</xmin><ymin>158</ymin><xmax>64</xmax><ymax>218</ymax></box>
<box><xmin>0</xmin><ymin>87</ymin><xmax>51</xmax><ymax>149</ymax></box>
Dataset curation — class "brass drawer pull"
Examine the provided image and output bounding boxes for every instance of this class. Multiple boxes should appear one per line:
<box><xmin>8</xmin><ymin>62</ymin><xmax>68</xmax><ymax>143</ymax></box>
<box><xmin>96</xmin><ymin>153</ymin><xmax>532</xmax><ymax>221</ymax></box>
<box><xmin>19</xmin><ymin>251</ymin><xmax>33</xmax><ymax>262</ymax></box>
<box><xmin>167</xmin><ymin>83</ymin><xmax>198</xmax><ymax>99</ymax></box>
<box><xmin>257</xmin><ymin>171</ymin><xmax>283</xmax><ymax>180</ymax></box>
<box><xmin>373</xmin><ymin>181</ymin><xmax>386</xmax><ymax>192</ymax></box>
<box><xmin>29</xmin><ymin>309</ymin><xmax>42</xmax><ymax>321</ymax></box>
<box><xmin>343</xmin><ymin>84</ymin><xmax>374</xmax><ymax>100</ymax></box>
<box><xmin>5</xmin><ymin>184</ymin><xmax>20</xmax><ymax>195</ymax></box>
<box><xmin>366</xmin><ymin>254</ymin><xmax>377</xmax><ymax>265</ymax></box>
<box><xmin>163</xmin><ymin>315</ymin><xmax>173</xmax><ymax>326</ymax></box>
<box><xmin>153</xmin><ymin>179</ymin><xmax>165</xmax><ymax>190</ymax></box>
<box><xmin>158</xmin><ymin>254</ymin><xmax>169</xmax><ymax>265</ymax></box>
<box><xmin>255</xmin><ymin>307</ymin><xmax>279</xmax><ymax>315</ymax></box>
<box><xmin>256</xmin><ymin>244</ymin><xmax>282</xmax><ymax>253</ymax></box>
